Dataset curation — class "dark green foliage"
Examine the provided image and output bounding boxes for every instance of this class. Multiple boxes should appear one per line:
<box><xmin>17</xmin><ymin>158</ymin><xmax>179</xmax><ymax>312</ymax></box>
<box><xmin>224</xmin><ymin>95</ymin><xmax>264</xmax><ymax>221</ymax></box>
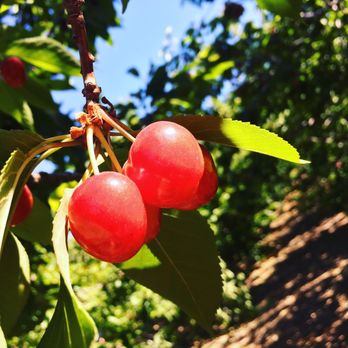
<box><xmin>1</xmin><ymin>0</ymin><xmax>347</xmax><ymax>347</ymax></box>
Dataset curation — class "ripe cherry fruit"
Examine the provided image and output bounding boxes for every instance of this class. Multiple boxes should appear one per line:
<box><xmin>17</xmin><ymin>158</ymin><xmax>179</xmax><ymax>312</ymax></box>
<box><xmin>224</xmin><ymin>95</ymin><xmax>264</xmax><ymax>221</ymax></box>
<box><xmin>11</xmin><ymin>185</ymin><xmax>34</xmax><ymax>226</ymax></box>
<box><xmin>177</xmin><ymin>145</ymin><xmax>218</xmax><ymax>210</ymax></box>
<box><xmin>0</xmin><ymin>56</ymin><xmax>26</xmax><ymax>88</ymax></box>
<box><xmin>68</xmin><ymin>172</ymin><xmax>147</xmax><ymax>263</ymax></box>
<box><xmin>144</xmin><ymin>205</ymin><xmax>161</xmax><ymax>243</ymax></box>
<box><xmin>122</xmin><ymin>162</ymin><xmax>161</xmax><ymax>243</ymax></box>
<box><xmin>124</xmin><ymin>121</ymin><xmax>204</xmax><ymax>209</ymax></box>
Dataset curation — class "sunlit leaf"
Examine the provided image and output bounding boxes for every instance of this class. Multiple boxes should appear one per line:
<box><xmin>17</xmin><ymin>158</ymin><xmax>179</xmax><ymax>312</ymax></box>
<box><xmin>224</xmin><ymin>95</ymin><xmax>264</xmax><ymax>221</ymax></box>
<box><xmin>0</xmin><ymin>5</ymin><xmax>10</xmax><ymax>13</ymax></box>
<box><xmin>257</xmin><ymin>0</ymin><xmax>302</xmax><ymax>17</ymax></box>
<box><xmin>203</xmin><ymin>61</ymin><xmax>234</xmax><ymax>81</ymax></box>
<box><xmin>124</xmin><ymin>210</ymin><xmax>222</xmax><ymax>331</ymax></box>
<box><xmin>0</xmin><ymin>130</ymin><xmax>47</xmax><ymax>255</ymax></box>
<box><xmin>0</xmin><ymin>325</ymin><xmax>6</xmax><ymax>347</ymax></box>
<box><xmin>0</xmin><ymin>150</ymin><xmax>26</xmax><ymax>256</ymax></box>
<box><xmin>0</xmin><ymin>233</ymin><xmax>30</xmax><ymax>335</ymax></box>
<box><xmin>121</xmin><ymin>244</ymin><xmax>160</xmax><ymax>270</ymax></box>
<box><xmin>39</xmin><ymin>189</ymin><xmax>97</xmax><ymax>348</ymax></box>
<box><xmin>6</xmin><ymin>37</ymin><xmax>80</xmax><ymax>76</ymax></box>
<box><xmin>169</xmin><ymin>115</ymin><xmax>309</xmax><ymax>163</ymax></box>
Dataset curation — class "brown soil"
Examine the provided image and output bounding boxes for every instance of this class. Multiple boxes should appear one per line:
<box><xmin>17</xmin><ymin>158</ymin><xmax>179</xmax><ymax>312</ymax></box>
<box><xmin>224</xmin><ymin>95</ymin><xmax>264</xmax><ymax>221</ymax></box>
<box><xmin>202</xmin><ymin>199</ymin><xmax>348</xmax><ymax>348</ymax></box>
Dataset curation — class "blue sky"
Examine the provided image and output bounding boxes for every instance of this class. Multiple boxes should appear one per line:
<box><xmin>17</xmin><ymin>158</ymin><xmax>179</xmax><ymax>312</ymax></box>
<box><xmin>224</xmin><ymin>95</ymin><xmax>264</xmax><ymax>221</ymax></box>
<box><xmin>52</xmin><ymin>0</ymin><xmax>260</xmax><ymax>115</ymax></box>
<box><xmin>40</xmin><ymin>0</ymin><xmax>260</xmax><ymax>173</ymax></box>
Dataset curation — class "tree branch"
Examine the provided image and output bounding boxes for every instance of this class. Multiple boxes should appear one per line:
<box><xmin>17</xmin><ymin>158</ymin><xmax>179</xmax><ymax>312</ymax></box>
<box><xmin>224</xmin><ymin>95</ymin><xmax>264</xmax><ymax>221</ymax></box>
<box><xmin>29</xmin><ymin>172</ymin><xmax>82</xmax><ymax>188</ymax></box>
<box><xmin>63</xmin><ymin>0</ymin><xmax>101</xmax><ymax>105</ymax></box>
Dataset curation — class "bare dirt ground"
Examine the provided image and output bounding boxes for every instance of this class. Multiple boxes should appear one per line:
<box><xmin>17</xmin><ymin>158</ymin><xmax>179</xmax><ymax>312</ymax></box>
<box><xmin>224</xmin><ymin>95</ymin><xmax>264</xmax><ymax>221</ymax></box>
<box><xmin>202</xmin><ymin>199</ymin><xmax>348</xmax><ymax>348</ymax></box>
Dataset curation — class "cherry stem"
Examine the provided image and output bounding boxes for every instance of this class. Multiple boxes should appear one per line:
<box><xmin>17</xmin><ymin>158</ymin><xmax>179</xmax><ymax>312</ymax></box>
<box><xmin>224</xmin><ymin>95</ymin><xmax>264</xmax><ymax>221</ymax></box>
<box><xmin>27</xmin><ymin>138</ymin><xmax>79</xmax><ymax>159</ymax></box>
<box><xmin>86</xmin><ymin>126</ymin><xmax>100</xmax><ymax>175</ymax></box>
<box><xmin>93</xmin><ymin>127</ymin><xmax>123</xmax><ymax>173</ymax></box>
<box><xmin>98</xmin><ymin>107</ymin><xmax>136</xmax><ymax>142</ymax></box>
<box><xmin>63</xmin><ymin>0</ymin><xmax>101</xmax><ymax>105</ymax></box>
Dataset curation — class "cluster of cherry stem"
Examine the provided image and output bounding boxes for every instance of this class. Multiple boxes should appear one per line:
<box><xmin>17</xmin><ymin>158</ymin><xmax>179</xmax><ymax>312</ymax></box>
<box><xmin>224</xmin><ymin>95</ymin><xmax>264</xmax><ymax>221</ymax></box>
<box><xmin>28</xmin><ymin>0</ymin><xmax>135</xmax><ymax>184</ymax></box>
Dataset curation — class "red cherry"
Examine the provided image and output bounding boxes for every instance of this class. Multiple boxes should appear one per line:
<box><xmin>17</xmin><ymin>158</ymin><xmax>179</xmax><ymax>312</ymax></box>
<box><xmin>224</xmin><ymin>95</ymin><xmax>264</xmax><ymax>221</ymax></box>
<box><xmin>68</xmin><ymin>172</ymin><xmax>147</xmax><ymax>263</ymax></box>
<box><xmin>144</xmin><ymin>205</ymin><xmax>161</xmax><ymax>243</ymax></box>
<box><xmin>177</xmin><ymin>145</ymin><xmax>218</xmax><ymax>210</ymax></box>
<box><xmin>122</xmin><ymin>162</ymin><xmax>161</xmax><ymax>243</ymax></box>
<box><xmin>124</xmin><ymin>121</ymin><xmax>204</xmax><ymax>208</ymax></box>
<box><xmin>11</xmin><ymin>184</ymin><xmax>34</xmax><ymax>226</ymax></box>
<box><xmin>0</xmin><ymin>56</ymin><xmax>26</xmax><ymax>88</ymax></box>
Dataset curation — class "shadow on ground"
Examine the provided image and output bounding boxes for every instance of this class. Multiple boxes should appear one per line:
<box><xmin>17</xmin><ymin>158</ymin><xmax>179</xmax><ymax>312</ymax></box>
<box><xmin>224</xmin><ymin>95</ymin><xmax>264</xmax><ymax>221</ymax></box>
<box><xmin>202</xmin><ymin>199</ymin><xmax>348</xmax><ymax>347</ymax></box>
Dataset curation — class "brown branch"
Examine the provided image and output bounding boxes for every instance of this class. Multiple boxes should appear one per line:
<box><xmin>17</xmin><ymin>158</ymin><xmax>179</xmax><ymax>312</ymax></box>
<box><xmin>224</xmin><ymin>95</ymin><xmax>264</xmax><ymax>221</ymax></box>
<box><xmin>29</xmin><ymin>172</ymin><xmax>82</xmax><ymax>188</ymax></box>
<box><xmin>63</xmin><ymin>0</ymin><xmax>101</xmax><ymax>105</ymax></box>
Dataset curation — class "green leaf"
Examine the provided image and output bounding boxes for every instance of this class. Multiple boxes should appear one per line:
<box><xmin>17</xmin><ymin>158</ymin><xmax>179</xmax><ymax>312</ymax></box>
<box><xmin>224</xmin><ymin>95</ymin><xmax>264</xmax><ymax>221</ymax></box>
<box><xmin>169</xmin><ymin>115</ymin><xmax>309</xmax><ymax>163</ymax></box>
<box><xmin>121</xmin><ymin>244</ymin><xmax>160</xmax><ymax>270</ymax></box>
<box><xmin>52</xmin><ymin>189</ymin><xmax>74</xmax><ymax>286</ymax></box>
<box><xmin>203</xmin><ymin>61</ymin><xmax>234</xmax><ymax>81</ymax></box>
<box><xmin>121</xmin><ymin>0</ymin><xmax>130</xmax><ymax>13</ymax></box>
<box><xmin>0</xmin><ymin>131</ymin><xmax>47</xmax><ymax>255</ymax></box>
<box><xmin>123</xmin><ymin>210</ymin><xmax>222</xmax><ymax>331</ymax></box>
<box><xmin>0</xmin><ymin>325</ymin><xmax>6</xmax><ymax>348</ymax></box>
<box><xmin>0</xmin><ymin>233</ymin><xmax>30</xmax><ymax>336</ymax></box>
<box><xmin>16</xmin><ymin>76</ymin><xmax>57</xmax><ymax>112</ymax></box>
<box><xmin>12</xmin><ymin>196</ymin><xmax>53</xmax><ymax>245</ymax></box>
<box><xmin>6</xmin><ymin>37</ymin><xmax>80</xmax><ymax>76</ymax></box>
<box><xmin>39</xmin><ymin>189</ymin><xmax>97</xmax><ymax>348</ymax></box>
<box><xmin>0</xmin><ymin>5</ymin><xmax>10</xmax><ymax>14</ymax></box>
<box><xmin>0</xmin><ymin>129</ymin><xmax>44</xmax><ymax>168</ymax></box>
<box><xmin>0</xmin><ymin>150</ymin><xmax>26</xmax><ymax>256</ymax></box>
<box><xmin>127</xmin><ymin>67</ymin><xmax>140</xmax><ymax>77</ymax></box>
<box><xmin>0</xmin><ymin>81</ymin><xmax>34</xmax><ymax>130</ymax></box>
<box><xmin>38</xmin><ymin>280</ymin><xmax>97</xmax><ymax>348</ymax></box>
<box><xmin>257</xmin><ymin>0</ymin><xmax>302</xmax><ymax>17</ymax></box>
<box><xmin>2</xmin><ymin>0</ymin><xmax>26</xmax><ymax>4</ymax></box>
<box><xmin>0</xmin><ymin>162</ymin><xmax>46</xmax><ymax>257</ymax></box>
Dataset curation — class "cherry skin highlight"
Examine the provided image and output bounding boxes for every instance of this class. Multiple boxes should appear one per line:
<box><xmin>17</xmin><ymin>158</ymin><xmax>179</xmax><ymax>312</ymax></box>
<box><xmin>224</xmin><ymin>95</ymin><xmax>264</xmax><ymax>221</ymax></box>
<box><xmin>11</xmin><ymin>185</ymin><xmax>34</xmax><ymax>226</ymax></box>
<box><xmin>68</xmin><ymin>172</ymin><xmax>147</xmax><ymax>263</ymax></box>
<box><xmin>124</xmin><ymin>121</ymin><xmax>204</xmax><ymax>208</ymax></box>
<box><xmin>178</xmin><ymin>145</ymin><xmax>218</xmax><ymax>210</ymax></box>
<box><xmin>0</xmin><ymin>56</ymin><xmax>26</xmax><ymax>88</ymax></box>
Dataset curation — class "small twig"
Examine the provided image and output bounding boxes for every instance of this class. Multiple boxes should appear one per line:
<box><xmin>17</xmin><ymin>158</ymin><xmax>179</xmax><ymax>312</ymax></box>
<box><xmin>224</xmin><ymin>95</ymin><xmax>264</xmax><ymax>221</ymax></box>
<box><xmin>101</xmin><ymin>96</ymin><xmax>116</xmax><ymax>116</ymax></box>
<box><xmin>29</xmin><ymin>172</ymin><xmax>82</xmax><ymax>187</ymax></box>
<box><xmin>63</xmin><ymin>0</ymin><xmax>101</xmax><ymax>105</ymax></box>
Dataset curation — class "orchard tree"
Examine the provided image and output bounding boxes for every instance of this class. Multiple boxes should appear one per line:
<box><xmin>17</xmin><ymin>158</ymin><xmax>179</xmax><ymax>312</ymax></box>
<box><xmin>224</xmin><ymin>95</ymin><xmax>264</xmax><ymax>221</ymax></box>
<box><xmin>2</xmin><ymin>0</ymin><xmax>345</xmax><ymax>346</ymax></box>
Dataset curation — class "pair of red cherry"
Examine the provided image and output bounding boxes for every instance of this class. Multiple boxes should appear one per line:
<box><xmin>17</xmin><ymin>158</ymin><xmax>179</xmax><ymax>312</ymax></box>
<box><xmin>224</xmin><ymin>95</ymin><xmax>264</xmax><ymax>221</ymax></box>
<box><xmin>68</xmin><ymin>121</ymin><xmax>218</xmax><ymax>263</ymax></box>
<box><xmin>0</xmin><ymin>56</ymin><xmax>26</xmax><ymax>88</ymax></box>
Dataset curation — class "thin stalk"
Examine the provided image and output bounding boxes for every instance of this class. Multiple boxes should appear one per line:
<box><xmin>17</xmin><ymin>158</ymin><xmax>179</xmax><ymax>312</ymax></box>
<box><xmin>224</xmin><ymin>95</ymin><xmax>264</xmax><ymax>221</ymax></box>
<box><xmin>98</xmin><ymin>107</ymin><xmax>136</xmax><ymax>143</ymax></box>
<box><xmin>86</xmin><ymin>126</ymin><xmax>100</xmax><ymax>175</ymax></box>
<box><xmin>93</xmin><ymin>127</ymin><xmax>122</xmax><ymax>173</ymax></box>
<box><xmin>43</xmin><ymin>134</ymin><xmax>72</xmax><ymax>144</ymax></box>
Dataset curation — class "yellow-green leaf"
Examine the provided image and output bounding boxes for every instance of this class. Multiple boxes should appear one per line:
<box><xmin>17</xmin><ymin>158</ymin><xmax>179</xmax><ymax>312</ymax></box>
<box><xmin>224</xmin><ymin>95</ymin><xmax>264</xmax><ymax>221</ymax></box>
<box><xmin>169</xmin><ymin>115</ymin><xmax>309</xmax><ymax>164</ymax></box>
<box><xmin>6</xmin><ymin>37</ymin><xmax>80</xmax><ymax>76</ymax></box>
<box><xmin>39</xmin><ymin>189</ymin><xmax>97</xmax><ymax>348</ymax></box>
